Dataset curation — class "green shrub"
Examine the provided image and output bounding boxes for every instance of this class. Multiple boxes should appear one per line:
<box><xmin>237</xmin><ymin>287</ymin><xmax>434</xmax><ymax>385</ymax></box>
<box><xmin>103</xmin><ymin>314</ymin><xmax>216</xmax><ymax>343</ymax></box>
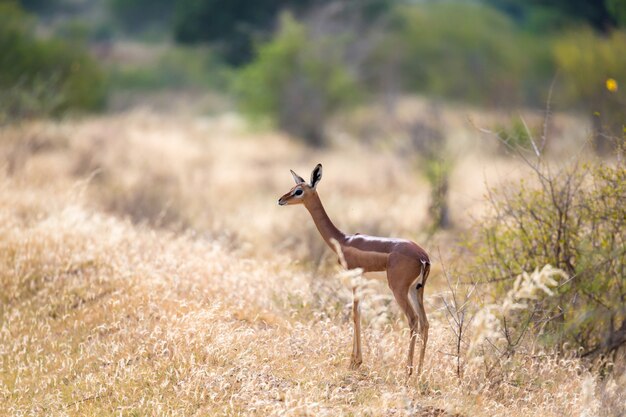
<box><xmin>554</xmin><ymin>29</ymin><xmax>626</xmax><ymax>152</ymax></box>
<box><xmin>234</xmin><ymin>13</ymin><xmax>362</xmax><ymax>146</ymax></box>
<box><xmin>382</xmin><ymin>2</ymin><xmax>554</xmax><ymax>106</ymax></box>
<box><xmin>469</xmin><ymin>153</ymin><xmax>626</xmax><ymax>358</ymax></box>
<box><xmin>607</xmin><ymin>0</ymin><xmax>626</xmax><ymax>27</ymax></box>
<box><xmin>0</xmin><ymin>4</ymin><xmax>106</xmax><ymax>121</ymax></box>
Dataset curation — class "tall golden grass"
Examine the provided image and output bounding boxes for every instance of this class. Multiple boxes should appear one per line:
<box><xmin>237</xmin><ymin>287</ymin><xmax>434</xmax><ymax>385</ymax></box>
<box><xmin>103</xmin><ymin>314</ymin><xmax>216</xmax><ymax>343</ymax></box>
<box><xmin>1</xmin><ymin>106</ymin><xmax>623</xmax><ymax>416</ymax></box>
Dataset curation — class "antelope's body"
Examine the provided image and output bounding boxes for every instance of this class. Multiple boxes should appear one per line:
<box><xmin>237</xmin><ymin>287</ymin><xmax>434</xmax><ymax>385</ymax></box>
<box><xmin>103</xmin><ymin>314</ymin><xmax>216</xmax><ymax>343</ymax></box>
<box><xmin>278</xmin><ymin>164</ymin><xmax>430</xmax><ymax>377</ymax></box>
<box><xmin>343</xmin><ymin>234</ymin><xmax>429</xmax><ymax>273</ymax></box>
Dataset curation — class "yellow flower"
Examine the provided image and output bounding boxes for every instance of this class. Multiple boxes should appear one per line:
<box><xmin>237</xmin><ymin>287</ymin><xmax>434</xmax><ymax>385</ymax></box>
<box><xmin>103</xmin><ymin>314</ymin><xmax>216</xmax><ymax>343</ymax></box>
<box><xmin>606</xmin><ymin>78</ymin><xmax>618</xmax><ymax>93</ymax></box>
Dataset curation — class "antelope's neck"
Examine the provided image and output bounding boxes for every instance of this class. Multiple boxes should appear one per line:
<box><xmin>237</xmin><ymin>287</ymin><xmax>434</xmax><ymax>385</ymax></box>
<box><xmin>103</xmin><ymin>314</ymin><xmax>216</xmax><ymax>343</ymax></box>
<box><xmin>304</xmin><ymin>192</ymin><xmax>346</xmax><ymax>251</ymax></box>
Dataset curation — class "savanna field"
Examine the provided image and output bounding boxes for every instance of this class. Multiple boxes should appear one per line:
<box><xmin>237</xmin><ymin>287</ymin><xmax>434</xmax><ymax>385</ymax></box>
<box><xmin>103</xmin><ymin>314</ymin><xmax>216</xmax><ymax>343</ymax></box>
<box><xmin>1</xmin><ymin>96</ymin><xmax>624</xmax><ymax>416</ymax></box>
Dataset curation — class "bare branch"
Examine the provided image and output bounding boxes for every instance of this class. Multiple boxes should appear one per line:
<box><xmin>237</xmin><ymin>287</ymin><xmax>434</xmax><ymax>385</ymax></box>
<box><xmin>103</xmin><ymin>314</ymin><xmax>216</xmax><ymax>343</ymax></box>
<box><xmin>519</xmin><ymin>115</ymin><xmax>540</xmax><ymax>159</ymax></box>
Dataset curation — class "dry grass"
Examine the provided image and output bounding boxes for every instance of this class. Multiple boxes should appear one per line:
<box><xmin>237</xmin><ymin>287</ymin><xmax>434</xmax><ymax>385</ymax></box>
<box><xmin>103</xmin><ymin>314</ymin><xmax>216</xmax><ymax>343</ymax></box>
<box><xmin>0</xmin><ymin>105</ymin><xmax>623</xmax><ymax>416</ymax></box>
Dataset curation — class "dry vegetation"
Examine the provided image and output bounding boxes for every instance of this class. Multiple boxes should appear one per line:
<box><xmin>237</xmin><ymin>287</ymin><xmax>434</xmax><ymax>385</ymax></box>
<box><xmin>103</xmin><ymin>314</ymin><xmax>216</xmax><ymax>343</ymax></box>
<box><xmin>0</xmin><ymin>101</ymin><xmax>624</xmax><ymax>416</ymax></box>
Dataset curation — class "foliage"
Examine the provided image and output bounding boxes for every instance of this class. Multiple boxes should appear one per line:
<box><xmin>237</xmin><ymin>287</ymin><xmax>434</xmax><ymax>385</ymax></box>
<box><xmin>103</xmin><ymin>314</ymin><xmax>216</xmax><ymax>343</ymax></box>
<box><xmin>174</xmin><ymin>0</ymin><xmax>307</xmax><ymax>66</ymax></box>
<box><xmin>17</xmin><ymin>0</ymin><xmax>62</xmax><ymax>14</ymax></box>
<box><xmin>0</xmin><ymin>3</ymin><xmax>106</xmax><ymax>121</ymax></box>
<box><xmin>607</xmin><ymin>0</ymin><xmax>626</xmax><ymax>27</ymax></box>
<box><xmin>0</xmin><ymin>76</ymin><xmax>67</xmax><ymax>123</ymax></box>
<box><xmin>234</xmin><ymin>13</ymin><xmax>362</xmax><ymax>146</ymax></box>
<box><xmin>107</xmin><ymin>46</ymin><xmax>227</xmax><ymax>92</ymax></box>
<box><xmin>54</xmin><ymin>18</ymin><xmax>114</xmax><ymax>44</ymax></box>
<box><xmin>405</xmin><ymin>113</ymin><xmax>453</xmax><ymax>230</ymax></box>
<box><xmin>172</xmin><ymin>0</ymin><xmax>392</xmax><ymax>66</ymax></box>
<box><xmin>423</xmin><ymin>158</ymin><xmax>453</xmax><ymax>230</ymax></box>
<box><xmin>554</xmin><ymin>29</ymin><xmax>626</xmax><ymax>152</ymax></box>
<box><xmin>485</xmin><ymin>0</ymin><xmax>619</xmax><ymax>31</ymax></box>
<box><xmin>108</xmin><ymin>0</ymin><xmax>175</xmax><ymax>34</ymax></box>
<box><xmin>494</xmin><ymin>117</ymin><xmax>536</xmax><ymax>151</ymax></box>
<box><xmin>383</xmin><ymin>2</ymin><xmax>554</xmax><ymax>106</ymax></box>
<box><xmin>470</xmin><ymin>150</ymin><xmax>626</xmax><ymax>358</ymax></box>
<box><xmin>470</xmin><ymin>265</ymin><xmax>567</xmax><ymax>357</ymax></box>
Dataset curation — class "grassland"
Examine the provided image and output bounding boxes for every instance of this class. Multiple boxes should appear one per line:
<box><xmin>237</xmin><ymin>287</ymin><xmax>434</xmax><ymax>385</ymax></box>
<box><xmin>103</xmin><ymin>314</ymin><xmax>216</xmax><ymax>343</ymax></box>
<box><xmin>0</xmin><ymin>101</ymin><xmax>623</xmax><ymax>416</ymax></box>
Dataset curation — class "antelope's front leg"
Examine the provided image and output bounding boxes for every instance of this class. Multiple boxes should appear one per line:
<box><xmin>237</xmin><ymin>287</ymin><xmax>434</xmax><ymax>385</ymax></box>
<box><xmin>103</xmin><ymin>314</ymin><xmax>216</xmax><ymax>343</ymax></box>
<box><xmin>349</xmin><ymin>286</ymin><xmax>363</xmax><ymax>369</ymax></box>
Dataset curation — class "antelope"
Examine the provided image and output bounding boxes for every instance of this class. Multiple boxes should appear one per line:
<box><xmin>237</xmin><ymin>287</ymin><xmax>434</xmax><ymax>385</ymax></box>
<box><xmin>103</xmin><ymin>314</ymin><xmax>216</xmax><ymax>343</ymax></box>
<box><xmin>278</xmin><ymin>164</ymin><xmax>431</xmax><ymax>377</ymax></box>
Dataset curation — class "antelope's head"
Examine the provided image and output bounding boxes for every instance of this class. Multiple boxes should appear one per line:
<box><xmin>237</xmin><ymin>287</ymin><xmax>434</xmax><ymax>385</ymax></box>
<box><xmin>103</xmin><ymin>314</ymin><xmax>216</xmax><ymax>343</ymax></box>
<box><xmin>278</xmin><ymin>164</ymin><xmax>323</xmax><ymax>206</ymax></box>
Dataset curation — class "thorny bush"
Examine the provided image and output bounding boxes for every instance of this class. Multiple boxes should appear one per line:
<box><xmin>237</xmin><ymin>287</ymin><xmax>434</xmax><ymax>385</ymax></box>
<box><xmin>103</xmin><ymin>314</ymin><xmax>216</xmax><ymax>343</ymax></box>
<box><xmin>470</xmin><ymin>150</ymin><xmax>626</xmax><ymax>360</ymax></box>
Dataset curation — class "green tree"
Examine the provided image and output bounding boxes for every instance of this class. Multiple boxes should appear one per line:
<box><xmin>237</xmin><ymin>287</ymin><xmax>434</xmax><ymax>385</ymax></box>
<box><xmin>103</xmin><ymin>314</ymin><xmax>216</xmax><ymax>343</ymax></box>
<box><xmin>234</xmin><ymin>13</ymin><xmax>362</xmax><ymax>146</ymax></box>
<box><xmin>383</xmin><ymin>2</ymin><xmax>552</xmax><ymax>106</ymax></box>
<box><xmin>174</xmin><ymin>0</ymin><xmax>287</xmax><ymax>65</ymax></box>
<box><xmin>485</xmin><ymin>0</ymin><xmax>618</xmax><ymax>31</ymax></box>
<box><xmin>554</xmin><ymin>29</ymin><xmax>626</xmax><ymax>153</ymax></box>
<box><xmin>172</xmin><ymin>0</ymin><xmax>398</xmax><ymax>66</ymax></box>
<box><xmin>607</xmin><ymin>0</ymin><xmax>626</xmax><ymax>27</ymax></box>
<box><xmin>16</xmin><ymin>0</ymin><xmax>61</xmax><ymax>14</ymax></box>
<box><xmin>108</xmin><ymin>0</ymin><xmax>176</xmax><ymax>34</ymax></box>
<box><xmin>0</xmin><ymin>3</ymin><xmax>106</xmax><ymax>120</ymax></box>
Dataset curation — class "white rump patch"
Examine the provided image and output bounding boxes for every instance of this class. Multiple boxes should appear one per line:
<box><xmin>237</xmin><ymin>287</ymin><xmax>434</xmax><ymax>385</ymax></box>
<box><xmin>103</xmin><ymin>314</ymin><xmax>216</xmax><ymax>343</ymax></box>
<box><xmin>407</xmin><ymin>267</ymin><xmax>425</xmax><ymax>317</ymax></box>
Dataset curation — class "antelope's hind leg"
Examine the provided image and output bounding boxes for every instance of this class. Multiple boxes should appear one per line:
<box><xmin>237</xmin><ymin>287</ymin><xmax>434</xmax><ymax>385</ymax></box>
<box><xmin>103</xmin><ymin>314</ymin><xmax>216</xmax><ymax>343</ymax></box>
<box><xmin>405</xmin><ymin>281</ymin><xmax>424</xmax><ymax>377</ymax></box>
<box><xmin>409</xmin><ymin>283</ymin><xmax>429</xmax><ymax>377</ymax></box>
<box><xmin>388</xmin><ymin>279</ymin><xmax>419</xmax><ymax>376</ymax></box>
<box><xmin>415</xmin><ymin>286</ymin><xmax>429</xmax><ymax>376</ymax></box>
<box><xmin>349</xmin><ymin>286</ymin><xmax>363</xmax><ymax>369</ymax></box>
<box><xmin>387</xmin><ymin>254</ymin><xmax>427</xmax><ymax>378</ymax></box>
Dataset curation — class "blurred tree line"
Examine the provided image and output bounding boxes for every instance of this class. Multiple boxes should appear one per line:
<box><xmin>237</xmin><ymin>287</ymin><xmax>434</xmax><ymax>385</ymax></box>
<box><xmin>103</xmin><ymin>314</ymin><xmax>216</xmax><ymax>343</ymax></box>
<box><xmin>109</xmin><ymin>0</ymin><xmax>626</xmax><ymax>146</ymax></box>
<box><xmin>226</xmin><ymin>0</ymin><xmax>624</xmax><ymax>146</ymax></box>
<box><xmin>100</xmin><ymin>0</ymin><xmax>390</xmax><ymax>65</ymax></box>
<box><xmin>2</xmin><ymin>0</ymin><xmax>625</xmax><ymax>141</ymax></box>
<box><xmin>103</xmin><ymin>0</ymin><xmax>626</xmax><ymax>66</ymax></box>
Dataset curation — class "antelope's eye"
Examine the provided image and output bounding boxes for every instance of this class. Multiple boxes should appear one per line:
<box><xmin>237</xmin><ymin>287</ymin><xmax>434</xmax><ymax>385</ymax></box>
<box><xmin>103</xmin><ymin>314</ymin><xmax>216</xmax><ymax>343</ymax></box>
<box><xmin>294</xmin><ymin>189</ymin><xmax>303</xmax><ymax>196</ymax></box>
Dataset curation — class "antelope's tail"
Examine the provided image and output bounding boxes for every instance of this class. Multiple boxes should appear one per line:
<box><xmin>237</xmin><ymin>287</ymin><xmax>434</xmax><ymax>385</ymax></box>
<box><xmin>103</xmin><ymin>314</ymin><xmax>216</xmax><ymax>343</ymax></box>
<box><xmin>419</xmin><ymin>260</ymin><xmax>431</xmax><ymax>289</ymax></box>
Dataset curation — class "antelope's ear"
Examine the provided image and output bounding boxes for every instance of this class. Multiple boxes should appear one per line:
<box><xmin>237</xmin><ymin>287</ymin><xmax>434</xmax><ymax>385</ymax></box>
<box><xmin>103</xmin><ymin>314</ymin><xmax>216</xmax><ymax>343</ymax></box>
<box><xmin>310</xmin><ymin>163</ymin><xmax>322</xmax><ymax>188</ymax></box>
<box><xmin>290</xmin><ymin>169</ymin><xmax>305</xmax><ymax>184</ymax></box>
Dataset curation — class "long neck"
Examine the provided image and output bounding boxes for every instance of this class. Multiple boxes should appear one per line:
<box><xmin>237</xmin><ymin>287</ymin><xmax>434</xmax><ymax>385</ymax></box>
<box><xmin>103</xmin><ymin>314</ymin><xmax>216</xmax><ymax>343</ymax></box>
<box><xmin>304</xmin><ymin>192</ymin><xmax>346</xmax><ymax>251</ymax></box>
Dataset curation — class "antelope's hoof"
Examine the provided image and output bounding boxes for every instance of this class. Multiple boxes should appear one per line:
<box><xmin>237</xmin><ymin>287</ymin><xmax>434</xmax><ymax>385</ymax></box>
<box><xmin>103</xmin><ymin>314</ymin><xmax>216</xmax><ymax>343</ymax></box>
<box><xmin>405</xmin><ymin>369</ymin><xmax>425</xmax><ymax>385</ymax></box>
<box><xmin>349</xmin><ymin>358</ymin><xmax>362</xmax><ymax>370</ymax></box>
